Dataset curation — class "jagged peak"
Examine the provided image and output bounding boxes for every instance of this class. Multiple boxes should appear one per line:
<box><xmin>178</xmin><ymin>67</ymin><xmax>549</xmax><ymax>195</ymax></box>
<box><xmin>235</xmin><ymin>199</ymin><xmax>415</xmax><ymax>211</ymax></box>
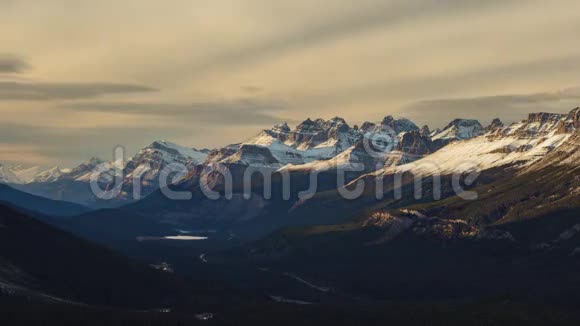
<box><xmin>360</xmin><ymin>121</ymin><xmax>376</xmax><ymax>132</ymax></box>
<box><xmin>567</xmin><ymin>107</ymin><xmax>579</xmax><ymax>127</ymax></box>
<box><xmin>314</xmin><ymin>118</ymin><xmax>326</xmax><ymax>125</ymax></box>
<box><xmin>46</xmin><ymin>165</ymin><xmax>62</xmax><ymax>172</ymax></box>
<box><xmin>34</xmin><ymin>165</ymin><xmax>64</xmax><ymax>181</ymax></box>
<box><xmin>494</xmin><ymin>108</ymin><xmax>579</xmax><ymax>138</ymax></box>
<box><xmin>432</xmin><ymin>119</ymin><xmax>484</xmax><ymax>141</ymax></box>
<box><xmin>139</xmin><ymin>140</ymin><xmax>208</xmax><ymax>163</ymax></box>
<box><xmin>443</xmin><ymin>118</ymin><xmax>482</xmax><ymax>129</ymax></box>
<box><xmin>420</xmin><ymin>125</ymin><xmax>431</xmax><ymax>137</ymax></box>
<box><xmin>193</xmin><ymin>148</ymin><xmax>212</xmax><ymax>154</ymax></box>
<box><xmin>486</xmin><ymin>118</ymin><xmax>504</xmax><ymax>130</ymax></box>
<box><xmin>85</xmin><ymin>157</ymin><xmax>104</xmax><ymax>165</ymax></box>
<box><xmin>149</xmin><ymin>139</ymin><xmax>182</xmax><ymax>148</ymax></box>
<box><xmin>526</xmin><ymin>112</ymin><xmax>565</xmax><ymax>123</ymax></box>
<box><xmin>147</xmin><ymin>140</ymin><xmax>201</xmax><ymax>153</ymax></box>
<box><xmin>150</xmin><ymin>139</ymin><xmax>166</xmax><ymax>146</ymax></box>
<box><xmin>327</xmin><ymin>116</ymin><xmax>347</xmax><ymax>125</ymax></box>
<box><xmin>271</xmin><ymin>122</ymin><xmax>291</xmax><ymax>133</ymax></box>
<box><xmin>381</xmin><ymin>115</ymin><xmax>395</xmax><ymax>125</ymax></box>
<box><xmin>380</xmin><ymin>116</ymin><xmax>419</xmax><ymax>133</ymax></box>
<box><xmin>295</xmin><ymin>118</ymin><xmax>324</xmax><ymax>131</ymax></box>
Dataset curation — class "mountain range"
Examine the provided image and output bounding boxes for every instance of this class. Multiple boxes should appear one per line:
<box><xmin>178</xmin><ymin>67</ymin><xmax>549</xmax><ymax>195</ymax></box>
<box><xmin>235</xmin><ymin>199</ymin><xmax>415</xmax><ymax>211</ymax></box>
<box><xmin>2</xmin><ymin>114</ymin><xmax>497</xmax><ymax>206</ymax></box>
<box><xmin>1</xmin><ymin>106</ymin><xmax>579</xmax><ymax>325</ymax></box>
<box><xmin>0</xmin><ymin>108</ymin><xmax>577</xmax><ymax>237</ymax></box>
<box><xmin>1</xmin><ymin>107</ymin><xmax>575</xmax><ymax>246</ymax></box>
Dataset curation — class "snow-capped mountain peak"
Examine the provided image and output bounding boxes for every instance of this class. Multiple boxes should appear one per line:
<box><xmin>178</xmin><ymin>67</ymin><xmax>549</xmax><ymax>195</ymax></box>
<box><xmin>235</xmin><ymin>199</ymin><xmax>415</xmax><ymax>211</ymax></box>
<box><xmin>271</xmin><ymin>122</ymin><xmax>291</xmax><ymax>133</ymax></box>
<box><xmin>326</xmin><ymin>116</ymin><xmax>347</xmax><ymax>127</ymax></box>
<box><xmin>382</xmin><ymin>107</ymin><xmax>578</xmax><ymax>177</ymax></box>
<box><xmin>380</xmin><ymin>116</ymin><xmax>420</xmax><ymax>134</ymax></box>
<box><xmin>33</xmin><ymin>166</ymin><xmax>65</xmax><ymax>183</ymax></box>
<box><xmin>7</xmin><ymin>165</ymin><xmax>42</xmax><ymax>184</ymax></box>
<box><xmin>0</xmin><ymin>163</ymin><xmax>21</xmax><ymax>184</ymax></box>
<box><xmin>499</xmin><ymin>110</ymin><xmax>577</xmax><ymax>139</ymax></box>
<box><xmin>239</xmin><ymin>118</ymin><xmax>364</xmax><ymax>167</ymax></box>
<box><xmin>0</xmin><ymin>165</ymin><xmax>72</xmax><ymax>184</ymax></box>
<box><xmin>486</xmin><ymin>118</ymin><xmax>504</xmax><ymax>131</ymax></box>
<box><xmin>64</xmin><ymin>157</ymin><xmax>107</xmax><ymax>182</ymax></box>
<box><xmin>10</xmin><ymin>107</ymin><xmax>577</xmax><ymax>208</ymax></box>
<box><xmin>432</xmin><ymin>118</ymin><xmax>484</xmax><ymax>141</ymax></box>
<box><xmin>294</xmin><ymin>118</ymin><xmax>323</xmax><ymax>134</ymax></box>
<box><xmin>144</xmin><ymin>140</ymin><xmax>209</xmax><ymax>164</ymax></box>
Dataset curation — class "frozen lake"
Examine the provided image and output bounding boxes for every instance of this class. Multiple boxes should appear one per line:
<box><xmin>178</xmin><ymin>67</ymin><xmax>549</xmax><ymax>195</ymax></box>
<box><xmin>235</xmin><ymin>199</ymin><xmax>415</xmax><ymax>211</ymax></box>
<box><xmin>136</xmin><ymin>235</ymin><xmax>208</xmax><ymax>241</ymax></box>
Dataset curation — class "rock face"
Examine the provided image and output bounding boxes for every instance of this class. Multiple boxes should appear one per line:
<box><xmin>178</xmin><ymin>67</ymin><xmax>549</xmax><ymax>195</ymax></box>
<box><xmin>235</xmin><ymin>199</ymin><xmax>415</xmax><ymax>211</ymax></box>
<box><xmin>263</xmin><ymin>117</ymin><xmax>356</xmax><ymax>150</ymax></box>
<box><xmin>113</xmin><ymin>141</ymin><xmax>209</xmax><ymax>199</ymax></box>
<box><xmin>486</xmin><ymin>118</ymin><xmax>504</xmax><ymax>131</ymax></box>
<box><xmin>566</xmin><ymin>107</ymin><xmax>580</xmax><ymax>130</ymax></box>
<box><xmin>281</xmin><ymin>117</ymin><xmax>430</xmax><ymax>174</ymax></box>
<box><xmin>220</xmin><ymin>144</ymin><xmax>280</xmax><ymax>166</ymax></box>
<box><xmin>225</xmin><ymin>117</ymin><xmax>364</xmax><ymax>167</ymax></box>
<box><xmin>420</xmin><ymin>125</ymin><xmax>431</xmax><ymax>137</ymax></box>
<box><xmin>380</xmin><ymin>116</ymin><xmax>420</xmax><ymax>134</ymax></box>
<box><xmin>174</xmin><ymin>115</ymin><xmax>428</xmax><ymax>202</ymax></box>
<box><xmin>205</xmin><ymin>145</ymin><xmax>240</xmax><ymax>164</ymax></box>
<box><xmin>384</xmin><ymin>131</ymin><xmax>436</xmax><ymax>166</ymax></box>
<box><xmin>396</xmin><ymin>131</ymin><xmax>434</xmax><ymax>156</ymax></box>
<box><xmin>432</xmin><ymin>119</ymin><xmax>485</xmax><ymax>142</ymax></box>
<box><xmin>271</xmin><ymin>122</ymin><xmax>290</xmax><ymax>133</ymax></box>
<box><xmin>361</xmin><ymin>116</ymin><xmax>420</xmax><ymax>135</ymax></box>
<box><xmin>290</xmin><ymin>118</ymin><xmax>325</xmax><ymax>142</ymax></box>
<box><xmin>379</xmin><ymin>107</ymin><xmax>580</xmax><ymax>178</ymax></box>
<box><xmin>527</xmin><ymin>112</ymin><xmax>562</xmax><ymax>124</ymax></box>
<box><xmin>494</xmin><ymin>110</ymin><xmax>578</xmax><ymax>139</ymax></box>
<box><xmin>284</xmin><ymin>117</ymin><xmax>361</xmax><ymax>153</ymax></box>
<box><xmin>424</xmin><ymin>118</ymin><xmax>486</xmax><ymax>151</ymax></box>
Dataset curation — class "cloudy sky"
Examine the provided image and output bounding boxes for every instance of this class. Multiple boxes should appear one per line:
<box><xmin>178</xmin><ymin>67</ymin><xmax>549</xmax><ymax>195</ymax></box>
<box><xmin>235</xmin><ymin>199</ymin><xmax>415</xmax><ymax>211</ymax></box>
<box><xmin>1</xmin><ymin>0</ymin><xmax>580</xmax><ymax>167</ymax></box>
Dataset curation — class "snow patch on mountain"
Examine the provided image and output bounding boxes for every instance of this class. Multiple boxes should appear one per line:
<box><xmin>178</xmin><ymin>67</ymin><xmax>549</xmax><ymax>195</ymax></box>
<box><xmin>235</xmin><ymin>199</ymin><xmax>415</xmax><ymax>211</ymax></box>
<box><xmin>7</xmin><ymin>165</ymin><xmax>41</xmax><ymax>184</ymax></box>
<box><xmin>432</xmin><ymin>119</ymin><xmax>485</xmax><ymax>141</ymax></box>
<box><xmin>280</xmin><ymin>117</ymin><xmax>430</xmax><ymax>174</ymax></box>
<box><xmin>63</xmin><ymin>157</ymin><xmax>107</xmax><ymax>182</ymax></box>
<box><xmin>33</xmin><ymin>166</ymin><xmax>65</xmax><ymax>183</ymax></box>
<box><xmin>231</xmin><ymin>117</ymin><xmax>363</xmax><ymax>167</ymax></box>
<box><xmin>145</xmin><ymin>140</ymin><xmax>209</xmax><ymax>164</ymax></box>
<box><xmin>377</xmin><ymin>108</ymin><xmax>578</xmax><ymax>177</ymax></box>
<box><xmin>0</xmin><ymin>164</ymin><xmax>21</xmax><ymax>184</ymax></box>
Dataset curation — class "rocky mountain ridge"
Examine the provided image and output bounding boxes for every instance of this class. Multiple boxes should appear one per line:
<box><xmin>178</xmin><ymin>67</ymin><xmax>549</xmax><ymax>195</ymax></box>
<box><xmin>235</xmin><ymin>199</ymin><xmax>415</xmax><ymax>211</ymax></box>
<box><xmin>4</xmin><ymin>108</ymin><xmax>577</xmax><ymax>208</ymax></box>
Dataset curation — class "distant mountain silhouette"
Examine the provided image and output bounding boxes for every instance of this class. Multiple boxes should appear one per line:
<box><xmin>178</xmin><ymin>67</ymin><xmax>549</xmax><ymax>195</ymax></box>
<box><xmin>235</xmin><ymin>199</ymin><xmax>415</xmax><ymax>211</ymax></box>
<box><xmin>0</xmin><ymin>184</ymin><xmax>88</xmax><ymax>217</ymax></box>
